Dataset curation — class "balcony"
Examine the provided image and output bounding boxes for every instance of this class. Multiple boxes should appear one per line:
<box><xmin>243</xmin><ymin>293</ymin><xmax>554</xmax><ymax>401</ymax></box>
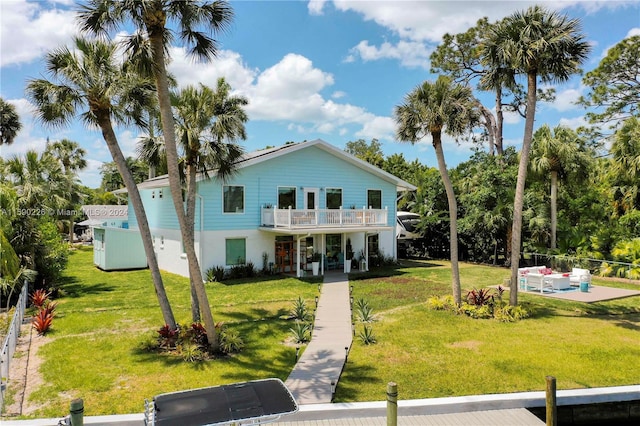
<box><xmin>261</xmin><ymin>207</ymin><xmax>389</xmax><ymax>230</ymax></box>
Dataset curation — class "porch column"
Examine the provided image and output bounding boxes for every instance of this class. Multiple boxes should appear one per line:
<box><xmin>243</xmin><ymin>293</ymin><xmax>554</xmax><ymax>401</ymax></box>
<box><xmin>296</xmin><ymin>237</ymin><xmax>301</xmax><ymax>278</ymax></box>
<box><xmin>364</xmin><ymin>233</ymin><xmax>369</xmax><ymax>272</ymax></box>
<box><xmin>321</xmin><ymin>234</ymin><xmax>325</xmax><ymax>275</ymax></box>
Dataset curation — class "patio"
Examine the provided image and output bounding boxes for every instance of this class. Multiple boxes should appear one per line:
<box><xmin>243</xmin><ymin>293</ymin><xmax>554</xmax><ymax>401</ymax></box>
<box><xmin>518</xmin><ymin>284</ymin><xmax>640</xmax><ymax>303</ymax></box>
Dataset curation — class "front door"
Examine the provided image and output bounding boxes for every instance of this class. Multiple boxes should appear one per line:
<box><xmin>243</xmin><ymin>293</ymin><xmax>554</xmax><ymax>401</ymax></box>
<box><xmin>304</xmin><ymin>188</ymin><xmax>319</xmax><ymax>210</ymax></box>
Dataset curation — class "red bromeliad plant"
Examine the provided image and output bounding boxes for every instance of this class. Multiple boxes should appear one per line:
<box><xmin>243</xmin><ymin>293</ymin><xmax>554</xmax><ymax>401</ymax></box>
<box><xmin>32</xmin><ymin>308</ymin><xmax>54</xmax><ymax>335</ymax></box>
<box><xmin>30</xmin><ymin>289</ymin><xmax>51</xmax><ymax>308</ymax></box>
<box><xmin>466</xmin><ymin>287</ymin><xmax>495</xmax><ymax>306</ymax></box>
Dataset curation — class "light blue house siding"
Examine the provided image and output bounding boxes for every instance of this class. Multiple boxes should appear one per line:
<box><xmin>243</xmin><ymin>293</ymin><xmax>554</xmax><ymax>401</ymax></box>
<box><xmin>130</xmin><ymin>145</ymin><xmax>398</xmax><ymax>231</ymax></box>
<box><xmin>121</xmin><ymin>140</ymin><xmax>415</xmax><ymax>277</ymax></box>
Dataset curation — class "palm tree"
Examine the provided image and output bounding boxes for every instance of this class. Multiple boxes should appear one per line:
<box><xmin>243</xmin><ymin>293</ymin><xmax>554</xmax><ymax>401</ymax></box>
<box><xmin>482</xmin><ymin>6</ymin><xmax>590</xmax><ymax>305</ymax></box>
<box><xmin>0</xmin><ymin>97</ymin><xmax>22</xmax><ymax>145</ymax></box>
<box><xmin>395</xmin><ymin>76</ymin><xmax>480</xmax><ymax>306</ymax></box>
<box><xmin>6</xmin><ymin>150</ymin><xmax>67</xmax><ymax>211</ymax></box>
<box><xmin>140</xmin><ymin>79</ymin><xmax>247</xmax><ymax>322</ymax></box>
<box><xmin>46</xmin><ymin>139</ymin><xmax>87</xmax><ymax>243</ymax></box>
<box><xmin>78</xmin><ymin>0</ymin><xmax>234</xmax><ymax>351</ymax></box>
<box><xmin>26</xmin><ymin>36</ymin><xmax>177</xmax><ymax>330</ymax></box>
<box><xmin>609</xmin><ymin>116</ymin><xmax>640</xmax><ymax>215</ymax></box>
<box><xmin>530</xmin><ymin>125</ymin><xmax>590</xmax><ymax>250</ymax></box>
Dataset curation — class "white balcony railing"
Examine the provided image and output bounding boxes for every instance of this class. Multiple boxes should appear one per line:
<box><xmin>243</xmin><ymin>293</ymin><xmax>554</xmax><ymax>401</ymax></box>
<box><xmin>261</xmin><ymin>207</ymin><xmax>388</xmax><ymax>229</ymax></box>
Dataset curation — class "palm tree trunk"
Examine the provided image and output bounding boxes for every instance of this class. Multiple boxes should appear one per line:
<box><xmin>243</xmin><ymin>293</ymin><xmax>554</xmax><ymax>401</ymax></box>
<box><xmin>509</xmin><ymin>72</ymin><xmax>538</xmax><ymax>306</ymax></box>
<box><xmin>149</xmin><ymin>33</ymin><xmax>218</xmax><ymax>350</ymax></box>
<box><xmin>433</xmin><ymin>132</ymin><xmax>461</xmax><ymax>306</ymax></box>
<box><xmin>550</xmin><ymin>170</ymin><xmax>558</xmax><ymax>250</ymax></box>
<box><xmin>495</xmin><ymin>86</ymin><xmax>504</xmax><ymax>155</ymax></box>
<box><xmin>186</xmin><ymin>161</ymin><xmax>201</xmax><ymax>323</ymax></box>
<box><xmin>95</xmin><ymin>111</ymin><xmax>176</xmax><ymax>330</ymax></box>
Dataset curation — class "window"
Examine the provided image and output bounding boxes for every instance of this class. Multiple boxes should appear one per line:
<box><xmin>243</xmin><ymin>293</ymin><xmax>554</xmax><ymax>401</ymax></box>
<box><xmin>223</xmin><ymin>185</ymin><xmax>244</xmax><ymax>213</ymax></box>
<box><xmin>367</xmin><ymin>189</ymin><xmax>382</xmax><ymax>209</ymax></box>
<box><xmin>326</xmin><ymin>188</ymin><xmax>342</xmax><ymax>209</ymax></box>
<box><xmin>278</xmin><ymin>187</ymin><xmax>296</xmax><ymax>209</ymax></box>
<box><xmin>226</xmin><ymin>238</ymin><xmax>246</xmax><ymax>265</ymax></box>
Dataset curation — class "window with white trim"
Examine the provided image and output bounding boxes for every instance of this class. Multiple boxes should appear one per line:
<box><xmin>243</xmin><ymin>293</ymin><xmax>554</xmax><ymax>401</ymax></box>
<box><xmin>223</xmin><ymin>185</ymin><xmax>245</xmax><ymax>213</ymax></box>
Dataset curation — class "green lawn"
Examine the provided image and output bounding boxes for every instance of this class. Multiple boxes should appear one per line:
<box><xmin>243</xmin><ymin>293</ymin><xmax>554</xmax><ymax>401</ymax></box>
<box><xmin>20</xmin><ymin>248</ymin><xmax>640</xmax><ymax>418</ymax></box>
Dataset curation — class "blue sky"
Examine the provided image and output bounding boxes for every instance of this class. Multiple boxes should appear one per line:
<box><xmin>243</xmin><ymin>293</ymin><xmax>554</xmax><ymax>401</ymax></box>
<box><xmin>1</xmin><ymin>0</ymin><xmax>639</xmax><ymax>188</ymax></box>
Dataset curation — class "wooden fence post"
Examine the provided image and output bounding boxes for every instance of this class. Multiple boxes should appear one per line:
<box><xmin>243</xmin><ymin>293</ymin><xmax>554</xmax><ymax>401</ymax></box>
<box><xmin>546</xmin><ymin>376</ymin><xmax>557</xmax><ymax>426</ymax></box>
<box><xmin>387</xmin><ymin>382</ymin><xmax>397</xmax><ymax>426</ymax></box>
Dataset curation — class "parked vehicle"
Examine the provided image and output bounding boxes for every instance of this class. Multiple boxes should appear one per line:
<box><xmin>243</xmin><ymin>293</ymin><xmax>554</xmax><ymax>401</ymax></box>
<box><xmin>396</xmin><ymin>211</ymin><xmax>422</xmax><ymax>257</ymax></box>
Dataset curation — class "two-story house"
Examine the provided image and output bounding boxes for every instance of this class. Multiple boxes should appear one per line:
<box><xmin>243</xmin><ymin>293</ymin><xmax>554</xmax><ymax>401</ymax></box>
<box><xmin>94</xmin><ymin>139</ymin><xmax>416</xmax><ymax>277</ymax></box>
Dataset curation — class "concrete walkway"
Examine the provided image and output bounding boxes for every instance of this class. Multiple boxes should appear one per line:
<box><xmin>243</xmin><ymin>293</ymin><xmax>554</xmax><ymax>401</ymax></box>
<box><xmin>285</xmin><ymin>273</ymin><xmax>353</xmax><ymax>405</ymax></box>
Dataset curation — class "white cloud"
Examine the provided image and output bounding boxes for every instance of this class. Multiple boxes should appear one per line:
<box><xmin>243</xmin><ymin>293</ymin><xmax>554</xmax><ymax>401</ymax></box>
<box><xmin>349</xmin><ymin>40</ymin><xmax>431</xmax><ymax>69</ymax></box>
<box><xmin>0</xmin><ymin>0</ymin><xmax>77</xmax><ymax>67</ymax></box>
<box><xmin>332</xmin><ymin>91</ymin><xmax>346</xmax><ymax>99</ymax></box>
<box><xmin>627</xmin><ymin>27</ymin><xmax>640</xmax><ymax>37</ymax></box>
<box><xmin>167</xmin><ymin>48</ymin><xmax>258</xmax><ymax>92</ymax></box>
<box><xmin>558</xmin><ymin>116</ymin><xmax>588</xmax><ymax>130</ymax></box>
<box><xmin>549</xmin><ymin>86</ymin><xmax>584</xmax><ymax>112</ymax></box>
<box><xmin>308</xmin><ymin>0</ymin><xmax>328</xmax><ymax>16</ymax></box>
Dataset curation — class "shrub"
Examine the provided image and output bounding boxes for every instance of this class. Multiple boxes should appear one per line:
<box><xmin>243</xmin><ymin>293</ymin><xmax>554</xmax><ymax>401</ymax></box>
<box><xmin>219</xmin><ymin>327</ymin><xmax>244</xmax><ymax>354</ymax></box>
<box><xmin>206</xmin><ymin>266</ymin><xmax>225</xmax><ymax>282</ymax></box>
<box><xmin>358</xmin><ymin>325</ymin><xmax>377</xmax><ymax>345</ymax></box>
<box><xmin>30</xmin><ymin>289</ymin><xmax>51</xmax><ymax>308</ymax></box>
<box><xmin>32</xmin><ymin>308</ymin><xmax>54</xmax><ymax>335</ymax></box>
<box><xmin>459</xmin><ymin>303</ymin><xmax>493</xmax><ymax>319</ymax></box>
<box><xmin>290</xmin><ymin>296</ymin><xmax>311</xmax><ymax>321</ymax></box>
<box><xmin>157</xmin><ymin>324</ymin><xmax>179</xmax><ymax>348</ymax></box>
<box><xmin>354</xmin><ymin>298</ymin><xmax>375</xmax><ymax>323</ymax></box>
<box><xmin>494</xmin><ymin>305</ymin><xmax>529</xmax><ymax>322</ymax></box>
<box><xmin>427</xmin><ymin>295</ymin><xmax>456</xmax><ymax>310</ymax></box>
<box><xmin>466</xmin><ymin>288</ymin><xmax>494</xmax><ymax>307</ymax></box>
<box><xmin>289</xmin><ymin>322</ymin><xmax>311</xmax><ymax>344</ymax></box>
<box><xmin>178</xmin><ymin>343</ymin><xmax>205</xmax><ymax>362</ymax></box>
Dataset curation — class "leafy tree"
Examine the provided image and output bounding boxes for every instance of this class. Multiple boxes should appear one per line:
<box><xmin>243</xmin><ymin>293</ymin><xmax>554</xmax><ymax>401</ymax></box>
<box><xmin>26</xmin><ymin>36</ymin><xmax>177</xmax><ymax>330</ymax></box>
<box><xmin>395</xmin><ymin>76</ymin><xmax>480</xmax><ymax>306</ymax></box>
<box><xmin>482</xmin><ymin>5</ymin><xmax>590</xmax><ymax>305</ymax></box>
<box><xmin>78</xmin><ymin>0</ymin><xmax>235</xmax><ymax>351</ymax></box>
<box><xmin>100</xmin><ymin>157</ymin><xmax>150</xmax><ymax>192</ymax></box>
<box><xmin>608</xmin><ymin>117</ymin><xmax>640</xmax><ymax>217</ymax></box>
<box><xmin>345</xmin><ymin>138</ymin><xmax>385</xmax><ymax>168</ymax></box>
<box><xmin>529</xmin><ymin>125</ymin><xmax>591</xmax><ymax>250</ymax></box>
<box><xmin>431</xmin><ymin>17</ymin><xmax>506</xmax><ymax>155</ymax></box>
<box><xmin>456</xmin><ymin>149</ymin><xmax>517</xmax><ymax>264</ymax></box>
<box><xmin>579</xmin><ymin>35</ymin><xmax>640</xmax><ymax>130</ymax></box>
<box><xmin>0</xmin><ymin>97</ymin><xmax>22</xmax><ymax>145</ymax></box>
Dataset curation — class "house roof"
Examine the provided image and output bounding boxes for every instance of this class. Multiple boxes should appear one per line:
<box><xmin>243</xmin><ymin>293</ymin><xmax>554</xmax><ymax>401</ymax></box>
<box><xmin>113</xmin><ymin>139</ymin><xmax>417</xmax><ymax>193</ymax></box>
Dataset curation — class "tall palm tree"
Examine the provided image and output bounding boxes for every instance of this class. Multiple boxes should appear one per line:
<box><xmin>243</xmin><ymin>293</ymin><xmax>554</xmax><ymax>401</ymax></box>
<box><xmin>26</xmin><ymin>36</ymin><xmax>177</xmax><ymax>330</ymax></box>
<box><xmin>395</xmin><ymin>76</ymin><xmax>480</xmax><ymax>306</ymax></box>
<box><xmin>0</xmin><ymin>97</ymin><xmax>22</xmax><ymax>146</ymax></box>
<box><xmin>139</xmin><ymin>79</ymin><xmax>247</xmax><ymax>322</ymax></box>
<box><xmin>482</xmin><ymin>6</ymin><xmax>590</xmax><ymax>305</ymax></box>
<box><xmin>46</xmin><ymin>139</ymin><xmax>87</xmax><ymax>242</ymax></box>
<box><xmin>530</xmin><ymin>125</ymin><xmax>590</xmax><ymax>250</ymax></box>
<box><xmin>78</xmin><ymin>0</ymin><xmax>234</xmax><ymax>350</ymax></box>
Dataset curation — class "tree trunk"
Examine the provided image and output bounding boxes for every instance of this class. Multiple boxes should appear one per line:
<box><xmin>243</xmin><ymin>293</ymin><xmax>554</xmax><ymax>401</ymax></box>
<box><xmin>433</xmin><ymin>131</ymin><xmax>461</xmax><ymax>306</ymax></box>
<box><xmin>509</xmin><ymin>72</ymin><xmax>538</xmax><ymax>306</ymax></box>
<box><xmin>477</xmin><ymin>101</ymin><xmax>497</xmax><ymax>156</ymax></box>
<box><xmin>186</xmin><ymin>161</ymin><xmax>201</xmax><ymax>323</ymax></box>
<box><xmin>149</xmin><ymin>33</ymin><xmax>218</xmax><ymax>350</ymax></box>
<box><xmin>550</xmin><ymin>170</ymin><xmax>557</xmax><ymax>250</ymax></box>
<box><xmin>495</xmin><ymin>86</ymin><xmax>504</xmax><ymax>155</ymax></box>
<box><xmin>95</xmin><ymin>111</ymin><xmax>176</xmax><ymax>330</ymax></box>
